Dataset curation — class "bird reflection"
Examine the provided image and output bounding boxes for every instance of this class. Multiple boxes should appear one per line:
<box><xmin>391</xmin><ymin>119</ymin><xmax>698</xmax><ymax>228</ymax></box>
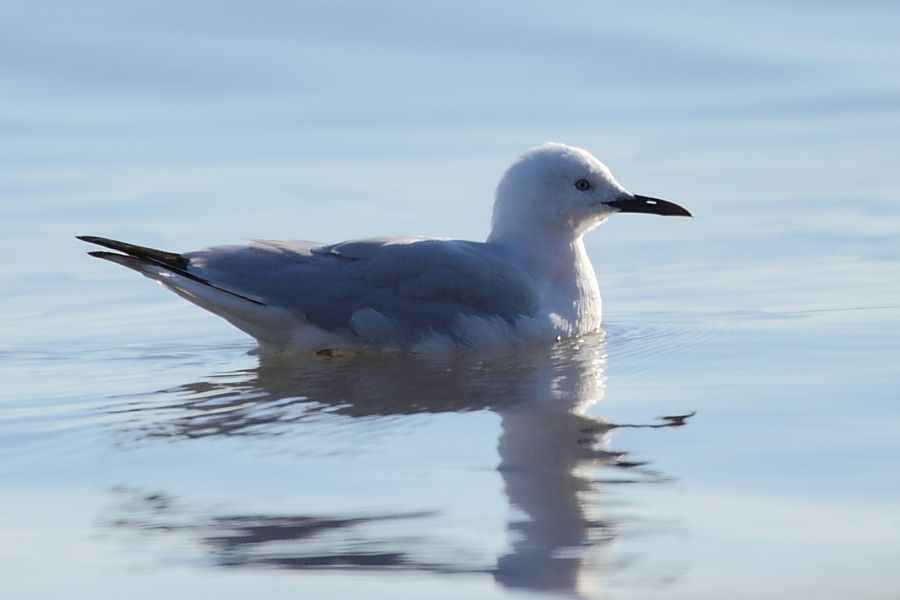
<box><xmin>104</xmin><ymin>336</ymin><xmax>691</xmax><ymax>596</ymax></box>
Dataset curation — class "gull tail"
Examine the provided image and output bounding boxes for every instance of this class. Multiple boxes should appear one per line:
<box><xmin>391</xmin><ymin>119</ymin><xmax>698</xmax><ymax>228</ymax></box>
<box><xmin>77</xmin><ymin>235</ymin><xmax>264</xmax><ymax>306</ymax></box>
<box><xmin>77</xmin><ymin>236</ymin><xmax>296</xmax><ymax>349</ymax></box>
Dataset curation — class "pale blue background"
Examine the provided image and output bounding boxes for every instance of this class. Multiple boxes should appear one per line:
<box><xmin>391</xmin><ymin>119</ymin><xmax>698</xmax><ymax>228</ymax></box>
<box><xmin>1</xmin><ymin>1</ymin><xmax>899</xmax><ymax>598</ymax></box>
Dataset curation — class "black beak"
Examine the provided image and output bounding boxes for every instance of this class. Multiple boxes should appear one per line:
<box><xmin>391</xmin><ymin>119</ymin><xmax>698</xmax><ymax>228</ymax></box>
<box><xmin>607</xmin><ymin>194</ymin><xmax>692</xmax><ymax>217</ymax></box>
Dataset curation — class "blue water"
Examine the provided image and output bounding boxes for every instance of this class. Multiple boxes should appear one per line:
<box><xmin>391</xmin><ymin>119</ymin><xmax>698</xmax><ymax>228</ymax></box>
<box><xmin>2</xmin><ymin>1</ymin><xmax>899</xmax><ymax>598</ymax></box>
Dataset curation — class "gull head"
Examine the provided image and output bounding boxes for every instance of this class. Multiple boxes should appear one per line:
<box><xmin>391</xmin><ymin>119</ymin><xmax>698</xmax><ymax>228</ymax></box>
<box><xmin>489</xmin><ymin>143</ymin><xmax>690</xmax><ymax>242</ymax></box>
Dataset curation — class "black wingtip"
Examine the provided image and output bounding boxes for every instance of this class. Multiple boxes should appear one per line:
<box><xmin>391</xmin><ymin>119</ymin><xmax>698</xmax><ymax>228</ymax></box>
<box><xmin>87</xmin><ymin>250</ymin><xmax>121</xmax><ymax>260</ymax></box>
<box><xmin>77</xmin><ymin>235</ymin><xmax>190</xmax><ymax>269</ymax></box>
<box><xmin>78</xmin><ymin>235</ymin><xmax>119</xmax><ymax>246</ymax></box>
<box><xmin>79</xmin><ymin>235</ymin><xmax>267</xmax><ymax>307</ymax></box>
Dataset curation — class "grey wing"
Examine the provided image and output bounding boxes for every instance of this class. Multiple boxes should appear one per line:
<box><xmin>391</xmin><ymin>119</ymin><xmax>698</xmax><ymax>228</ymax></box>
<box><xmin>185</xmin><ymin>238</ymin><xmax>540</xmax><ymax>338</ymax></box>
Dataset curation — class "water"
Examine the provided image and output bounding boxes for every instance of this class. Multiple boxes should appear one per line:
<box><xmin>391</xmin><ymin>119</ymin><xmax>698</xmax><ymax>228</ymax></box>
<box><xmin>2</xmin><ymin>1</ymin><xmax>900</xmax><ymax>598</ymax></box>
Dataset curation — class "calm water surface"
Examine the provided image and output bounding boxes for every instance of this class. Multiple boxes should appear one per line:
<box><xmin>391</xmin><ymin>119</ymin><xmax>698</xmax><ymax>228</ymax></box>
<box><xmin>2</xmin><ymin>1</ymin><xmax>899</xmax><ymax>598</ymax></box>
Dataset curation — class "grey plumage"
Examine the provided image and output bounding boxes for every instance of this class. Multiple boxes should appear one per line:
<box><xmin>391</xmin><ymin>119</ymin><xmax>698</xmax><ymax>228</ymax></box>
<box><xmin>79</xmin><ymin>235</ymin><xmax>540</xmax><ymax>348</ymax></box>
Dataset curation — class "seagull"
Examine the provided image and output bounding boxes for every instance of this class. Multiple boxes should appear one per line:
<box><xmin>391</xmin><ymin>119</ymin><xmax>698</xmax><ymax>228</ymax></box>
<box><xmin>78</xmin><ymin>143</ymin><xmax>691</xmax><ymax>353</ymax></box>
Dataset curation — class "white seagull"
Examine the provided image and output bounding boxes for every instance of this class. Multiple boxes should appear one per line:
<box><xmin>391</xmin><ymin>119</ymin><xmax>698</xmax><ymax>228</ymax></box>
<box><xmin>79</xmin><ymin>143</ymin><xmax>691</xmax><ymax>353</ymax></box>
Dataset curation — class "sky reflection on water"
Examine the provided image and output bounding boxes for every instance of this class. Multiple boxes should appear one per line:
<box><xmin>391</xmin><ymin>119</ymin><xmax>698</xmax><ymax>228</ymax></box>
<box><xmin>2</xmin><ymin>1</ymin><xmax>899</xmax><ymax>598</ymax></box>
<box><xmin>97</xmin><ymin>339</ymin><xmax>691</xmax><ymax>597</ymax></box>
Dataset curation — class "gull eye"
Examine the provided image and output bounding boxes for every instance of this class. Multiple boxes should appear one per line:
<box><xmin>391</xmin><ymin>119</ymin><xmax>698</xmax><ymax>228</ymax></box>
<box><xmin>574</xmin><ymin>179</ymin><xmax>591</xmax><ymax>191</ymax></box>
